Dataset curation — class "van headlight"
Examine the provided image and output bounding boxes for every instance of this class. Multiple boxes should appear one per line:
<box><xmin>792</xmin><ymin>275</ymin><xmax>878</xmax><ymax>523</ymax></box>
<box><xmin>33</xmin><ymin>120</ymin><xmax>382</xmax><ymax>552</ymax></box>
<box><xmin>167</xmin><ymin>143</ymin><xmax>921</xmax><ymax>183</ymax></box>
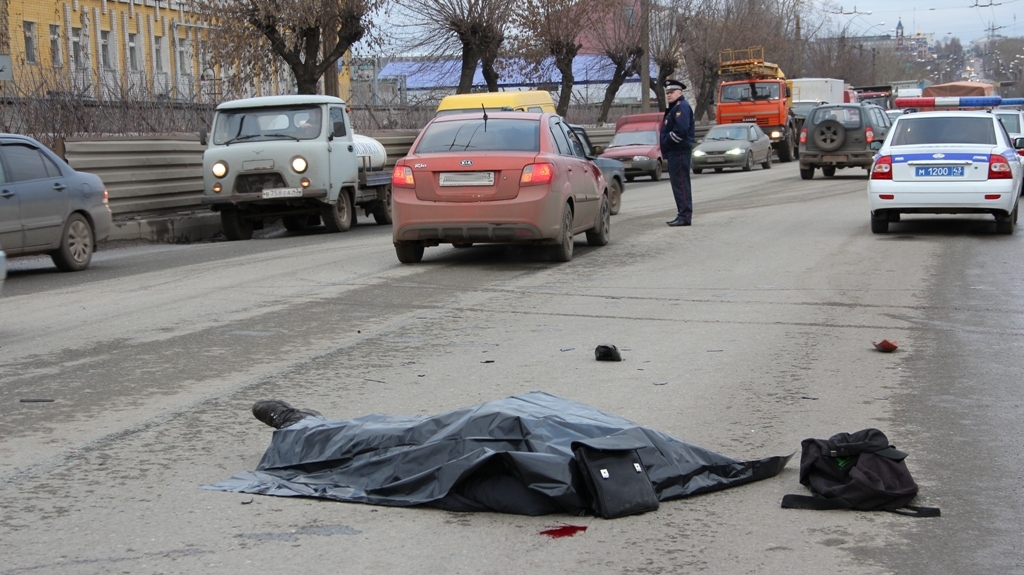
<box><xmin>291</xmin><ymin>156</ymin><xmax>308</xmax><ymax>173</ymax></box>
<box><xmin>211</xmin><ymin>161</ymin><xmax>228</xmax><ymax>178</ymax></box>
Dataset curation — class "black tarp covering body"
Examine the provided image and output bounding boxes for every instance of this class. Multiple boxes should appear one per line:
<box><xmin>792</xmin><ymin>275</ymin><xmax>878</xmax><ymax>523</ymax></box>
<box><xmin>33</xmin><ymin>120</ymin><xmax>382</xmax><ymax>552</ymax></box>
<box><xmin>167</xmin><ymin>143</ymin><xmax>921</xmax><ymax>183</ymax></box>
<box><xmin>207</xmin><ymin>391</ymin><xmax>790</xmax><ymax>516</ymax></box>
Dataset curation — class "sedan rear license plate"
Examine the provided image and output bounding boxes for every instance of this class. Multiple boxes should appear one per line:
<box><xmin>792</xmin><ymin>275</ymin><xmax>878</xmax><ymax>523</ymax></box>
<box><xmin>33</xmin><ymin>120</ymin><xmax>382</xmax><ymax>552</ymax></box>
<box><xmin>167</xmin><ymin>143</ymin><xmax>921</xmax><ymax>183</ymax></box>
<box><xmin>822</xmin><ymin>155</ymin><xmax>847</xmax><ymax>163</ymax></box>
<box><xmin>262</xmin><ymin>188</ymin><xmax>302</xmax><ymax>198</ymax></box>
<box><xmin>915</xmin><ymin>166</ymin><xmax>965</xmax><ymax>177</ymax></box>
<box><xmin>439</xmin><ymin>172</ymin><xmax>495</xmax><ymax>186</ymax></box>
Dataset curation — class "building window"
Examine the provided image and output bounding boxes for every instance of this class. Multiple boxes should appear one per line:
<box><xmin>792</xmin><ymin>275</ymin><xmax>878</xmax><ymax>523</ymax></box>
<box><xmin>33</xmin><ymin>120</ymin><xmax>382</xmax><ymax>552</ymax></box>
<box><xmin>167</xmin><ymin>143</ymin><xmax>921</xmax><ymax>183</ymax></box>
<box><xmin>101</xmin><ymin>31</ymin><xmax>112</xmax><ymax>70</ymax></box>
<box><xmin>24</xmin><ymin>22</ymin><xmax>38</xmax><ymax>64</ymax></box>
<box><xmin>71</xmin><ymin>27</ymin><xmax>85</xmax><ymax>69</ymax></box>
<box><xmin>128</xmin><ymin>33</ymin><xmax>139</xmax><ymax>71</ymax></box>
<box><xmin>155</xmin><ymin>36</ymin><xmax>164</xmax><ymax>72</ymax></box>
<box><xmin>50</xmin><ymin>25</ymin><xmax>62</xmax><ymax>67</ymax></box>
<box><xmin>177</xmin><ymin>39</ymin><xmax>191</xmax><ymax>75</ymax></box>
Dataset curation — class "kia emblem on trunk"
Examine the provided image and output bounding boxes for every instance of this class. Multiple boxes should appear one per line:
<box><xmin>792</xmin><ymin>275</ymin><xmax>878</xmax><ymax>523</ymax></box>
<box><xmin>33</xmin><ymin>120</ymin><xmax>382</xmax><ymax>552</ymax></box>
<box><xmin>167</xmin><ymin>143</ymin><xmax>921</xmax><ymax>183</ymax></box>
<box><xmin>460</xmin><ymin>160</ymin><xmax>473</xmax><ymax>166</ymax></box>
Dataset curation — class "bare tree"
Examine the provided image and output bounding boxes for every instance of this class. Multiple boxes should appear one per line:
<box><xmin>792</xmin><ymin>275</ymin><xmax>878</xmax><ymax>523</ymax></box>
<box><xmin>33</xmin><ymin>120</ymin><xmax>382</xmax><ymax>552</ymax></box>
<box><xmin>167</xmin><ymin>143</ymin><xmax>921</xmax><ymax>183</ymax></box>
<box><xmin>512</xmin><ymin>0</ymin><xmax>604</xmax><ymax>115</ymax></box>
<box><xmin>395</xmin><ymin>0</ymin><xmax>514</xmax><ymax>93</ymax></box>
<box><xmin>649</xmin><ymin>0</ymin><xmax>691</xmax><ymax>110</ymax></box>
<box><xmin>189</xmin><ymin>0</ymin><xmax>383</xmax><ymax>96</ymax></box>
<box><xmin>585</xmin><ymin>1</ymin><xmax>646</xmax><ymax>123</ymax></box>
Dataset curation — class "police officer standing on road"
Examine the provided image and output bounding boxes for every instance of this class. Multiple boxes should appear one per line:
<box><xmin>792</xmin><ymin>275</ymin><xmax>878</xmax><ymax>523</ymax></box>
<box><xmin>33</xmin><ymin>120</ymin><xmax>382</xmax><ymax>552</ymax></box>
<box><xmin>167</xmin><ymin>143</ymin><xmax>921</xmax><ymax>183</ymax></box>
<box><xmin>661</xmin><ymin>79</ymin><xmax>696</xmax><ymax>226</ymax></box>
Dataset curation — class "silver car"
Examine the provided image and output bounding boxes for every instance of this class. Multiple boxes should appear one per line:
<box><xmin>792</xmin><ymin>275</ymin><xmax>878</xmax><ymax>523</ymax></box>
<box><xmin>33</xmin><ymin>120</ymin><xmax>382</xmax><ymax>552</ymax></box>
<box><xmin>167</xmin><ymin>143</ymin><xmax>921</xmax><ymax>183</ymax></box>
<box><xmin>0</xmin><ymin>134</ymin><xmax>112</xmax><ymax>271</ymax></box>
<box><xmin>692</xmin><ymin>123</ymin><xmax>773</xmax><ymax>173</ymax></box>
<box><xmin>0</xmin><ymin>249</ymin><xmax>5</xmax><ymax>295</ymax></box>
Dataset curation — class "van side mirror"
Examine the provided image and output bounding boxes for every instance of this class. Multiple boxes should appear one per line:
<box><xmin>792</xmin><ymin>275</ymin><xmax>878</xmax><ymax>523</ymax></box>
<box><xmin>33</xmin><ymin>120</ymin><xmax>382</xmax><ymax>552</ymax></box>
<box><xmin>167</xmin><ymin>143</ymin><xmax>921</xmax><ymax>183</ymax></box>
<box><xmin>592</xmin><ymin>144</ymin><xmax>603</xmax><ymax>155</ymax></box>
<box><xmin>333</xmin><ymin>121</ymin><xmax>346</xmax><ymax>138</ymax></box>
<box><xmin>1014</xmin><ymin>136</ymin><xmax>1024</xmax><ymax>150</ymax></box>
<box><xmin>870</xmin><ymin>141</ymin><xmax>883</xmax><ymax>150</ymax></box>
<box><xmin>199</xmin><ymin>129</ymin><xmax>207</xmax><ymax>146</ymax></box>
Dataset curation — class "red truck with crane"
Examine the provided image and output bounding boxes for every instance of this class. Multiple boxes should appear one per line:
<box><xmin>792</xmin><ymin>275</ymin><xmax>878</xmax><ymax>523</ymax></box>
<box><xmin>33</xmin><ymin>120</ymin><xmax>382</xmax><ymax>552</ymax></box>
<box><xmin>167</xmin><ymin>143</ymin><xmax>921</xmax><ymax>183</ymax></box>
<box><xmin>715</xmin><ymin>47</ymin><xmax>797</xmax><ymax>162</ymax></box>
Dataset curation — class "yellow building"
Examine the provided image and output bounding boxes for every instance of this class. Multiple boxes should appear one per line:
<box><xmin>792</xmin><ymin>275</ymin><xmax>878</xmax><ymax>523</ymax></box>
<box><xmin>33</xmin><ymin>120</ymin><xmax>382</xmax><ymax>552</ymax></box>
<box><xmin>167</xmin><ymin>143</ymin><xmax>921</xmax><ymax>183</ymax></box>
<box><xmin>0</xmin><ymin>0</ymin><xmax>345</xmax><ymax>102</ymax></box>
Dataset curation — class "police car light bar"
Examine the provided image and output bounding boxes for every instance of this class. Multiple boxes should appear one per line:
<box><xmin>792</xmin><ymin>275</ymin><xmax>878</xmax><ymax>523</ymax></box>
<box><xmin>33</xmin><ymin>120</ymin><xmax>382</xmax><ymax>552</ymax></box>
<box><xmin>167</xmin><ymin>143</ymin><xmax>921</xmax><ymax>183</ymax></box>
<box><xmin>894</xmin><ymin>96</ymin><xmax>1003</xmax><ymax>108</ymax></box>
<box><xmin>1002</xmin><ymin>98</ymin><xmax>1024</xmax><ymax>106</ymax></box>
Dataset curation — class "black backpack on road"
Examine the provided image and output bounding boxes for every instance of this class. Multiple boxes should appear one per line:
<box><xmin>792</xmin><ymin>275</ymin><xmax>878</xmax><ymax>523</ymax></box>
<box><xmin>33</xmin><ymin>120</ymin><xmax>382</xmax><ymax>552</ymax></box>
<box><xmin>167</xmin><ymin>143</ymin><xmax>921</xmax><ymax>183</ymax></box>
<box><xmin>781</xmin><ymin>428</ymin><xmax>940</xmax><ymax>517</ymax></box>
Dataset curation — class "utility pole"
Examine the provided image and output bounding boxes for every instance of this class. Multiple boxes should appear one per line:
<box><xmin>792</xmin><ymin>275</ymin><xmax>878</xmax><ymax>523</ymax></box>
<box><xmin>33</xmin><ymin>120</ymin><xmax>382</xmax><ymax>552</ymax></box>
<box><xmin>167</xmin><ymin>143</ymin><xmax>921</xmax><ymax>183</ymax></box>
<box><xmin>640</xmin><ymin>0</ymin><xmax>651</xmax><ymax>112</ymax></box>
<box><xmin>796</xmin><ymin>14</ymin><xmax>802</xmax><ymax>77</ymax></box>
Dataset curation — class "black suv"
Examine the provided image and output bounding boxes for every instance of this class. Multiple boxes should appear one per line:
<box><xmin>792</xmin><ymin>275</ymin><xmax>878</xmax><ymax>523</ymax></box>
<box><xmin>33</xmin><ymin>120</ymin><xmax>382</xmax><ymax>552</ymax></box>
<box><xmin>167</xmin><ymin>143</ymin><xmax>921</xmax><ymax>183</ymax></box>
<box><xmin>798</xmin><ymin>103</ymin><xmax>892</xmax><ymax>179</ymax></box>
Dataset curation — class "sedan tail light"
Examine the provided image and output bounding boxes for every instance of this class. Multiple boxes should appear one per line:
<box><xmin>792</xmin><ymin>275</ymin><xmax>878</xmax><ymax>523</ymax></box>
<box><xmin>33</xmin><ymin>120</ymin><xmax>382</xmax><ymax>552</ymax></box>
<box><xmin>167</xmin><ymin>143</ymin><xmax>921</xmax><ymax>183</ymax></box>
<box><xmin>870</xmin><ymin>155</ymin><xmax>892</xmax><ymax>180</ymax></box>
<box><xmin>988</xmin><ymin>155</ymin><xmax>1012</xmax><ymax>179</ymax></box>
<box><xmin>392</xmin><ymin>165</ymin><xmax>415</xmax><ymax>188</ymax></box>
<box><xmin>865</xmin><ymin>127</ymin><xmax>874</xmax><ymax>143</ymax></box>
<box><xmin>520</xmin><ymin>163</ymin><xmax>554</xmax><ymax>186</ymax></box>
<box><xmin>800</xmin><ymin>127</ymin><xmax>807</xmax><ymax>144</ymax></box>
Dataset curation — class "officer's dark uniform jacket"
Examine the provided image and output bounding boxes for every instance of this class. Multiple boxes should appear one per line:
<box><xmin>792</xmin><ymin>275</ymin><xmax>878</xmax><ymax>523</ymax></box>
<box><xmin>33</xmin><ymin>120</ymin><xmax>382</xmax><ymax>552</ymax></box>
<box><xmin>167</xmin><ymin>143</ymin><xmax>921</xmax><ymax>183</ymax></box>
<box><xmin>661</xmin><ymin>97</ymin><xmax>695</xmax><ymax>153</ymax></box>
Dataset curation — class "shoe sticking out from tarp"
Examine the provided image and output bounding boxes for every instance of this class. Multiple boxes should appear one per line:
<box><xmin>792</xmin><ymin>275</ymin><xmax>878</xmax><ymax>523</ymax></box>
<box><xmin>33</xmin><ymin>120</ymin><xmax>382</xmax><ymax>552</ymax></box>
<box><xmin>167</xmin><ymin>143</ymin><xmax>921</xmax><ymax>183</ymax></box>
<box><xmin>252</xmin><ymin>400</ymin><xmax>322</xmax><ymax>429</ymax></box>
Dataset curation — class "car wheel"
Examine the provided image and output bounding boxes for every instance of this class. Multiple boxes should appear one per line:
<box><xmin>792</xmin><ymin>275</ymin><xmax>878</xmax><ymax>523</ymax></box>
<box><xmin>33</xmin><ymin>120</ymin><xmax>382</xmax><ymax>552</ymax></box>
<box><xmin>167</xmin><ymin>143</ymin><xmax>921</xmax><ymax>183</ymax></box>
<box><xmin>871</xmin><ymin>213</ymin><xmax>889</xmax><ymax>234</ymax></box>
<box><xmin>282</xmin><ymin>215</ymin><xmax>308</xmax><ymax>232</ymax></box>
<box><xmin>608</xmin><ymin>178</ymin><xmax>622</xmax><ymax>216</ymax></box>
<box><xmin>51</xmin><ymin>213</ymin><xmax>94</xmax><ymax>272</ymax></box>
<box><xmin>996</xmin><ymin>204</ymin><xmax>1016</xmax><ymax>234</ymax></box>
<box><xmin>800</xmin><ymin>166</ymin><xmax>814</xmax><ymax>180</ymax></box>
<box><xmin>714</xmin><ymin>167</ymin><xmax>724</xmax><ymax>173</ymax></box>
<box><xmin>742</xmin><ymin>151</ymin><xmax>754</xmax><ymax>172</ymax></box>
<box><xmin>762</xmin><ymin>149</ymin><xmax>772</xmax><ymax>169</ymax></box>
<box><xmin>651</xmin><ymin>161</ymin><xmax>663</xmax><ymax>181</ymax></box>
<box><xmin>372</xmin><ymin>186</ymin><xmax>393</xmax><ymax>225</ymax></box>
<box><xmin>693</xmin><ymin>168</ymin><xmax>703</xmax><ymax>174</ymax></box>
<box><xmin>395</xmin><ymin>242</ymin><xmax>424</xmax><ymax>263</ymax></box>
<box><xmin>548</xmin><ymin>203</ymin><xmax>574</xmax><ymax>262</ymax></box>
<box><xmin>221</xmin><ymin>208</ymin><xmax>254</xmax><ymax>241</ymax></box>
<box><xmin>813</xmin><ymin>120</ymin><xmax>846</xmax><ymax>152</ymax></box>
<box><xmin>586</xmin><ymin>194</ymin><xmax>611</xmax><ymax>247</ymax></box>
<box><xmin>777</xmin><ymin>133</ymin><xmax>795</xmax><ymax>162</ymax></box>
<box><xmin>822</xmin><ymin>166</ymin><xmax>836</xmax><ymax>177</ymax></box>
<box><xmin>321</xmin><ymin>190</ymin><xmax>354</xmax><ymax>232</ymax></box>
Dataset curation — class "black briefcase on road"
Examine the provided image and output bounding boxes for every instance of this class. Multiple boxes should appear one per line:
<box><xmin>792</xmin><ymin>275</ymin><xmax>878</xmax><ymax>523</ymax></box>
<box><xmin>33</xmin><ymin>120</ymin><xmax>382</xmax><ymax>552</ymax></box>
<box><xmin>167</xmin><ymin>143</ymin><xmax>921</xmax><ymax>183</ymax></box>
<box><xmin>572</xmin><ymin>436</ymin><xmax>660</xmax><ymax>519</ymax></box>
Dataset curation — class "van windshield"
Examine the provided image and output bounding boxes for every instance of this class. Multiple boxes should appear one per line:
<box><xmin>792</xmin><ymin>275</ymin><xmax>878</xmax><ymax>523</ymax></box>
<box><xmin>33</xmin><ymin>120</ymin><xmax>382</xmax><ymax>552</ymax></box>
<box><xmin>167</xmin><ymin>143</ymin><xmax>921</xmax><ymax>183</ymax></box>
<box><xmin>213</xmin><ymin>105</ymin><xmax>322</xmax><ymax>145</ymax></box>
<box><xmin>414</xmin><ymin>118</ymin><xmax>540</xmax><ymax>153</ymax></box>
<box><xmin>436</xmin><ymin>107</ymin><xmax>517</xmax><ymax>116</ymax></box>
<box><xmin>608</xmin><ymin>130</ymin><xmax>658</xmax><ymax>147</ymax></box>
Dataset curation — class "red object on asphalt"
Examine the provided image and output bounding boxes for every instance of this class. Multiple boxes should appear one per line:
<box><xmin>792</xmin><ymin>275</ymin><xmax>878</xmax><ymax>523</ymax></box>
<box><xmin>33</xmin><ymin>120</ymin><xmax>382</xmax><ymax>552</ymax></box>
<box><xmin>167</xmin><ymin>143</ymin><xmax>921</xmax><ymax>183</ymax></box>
<box><xmin>540</xmin><ymin>525</ymin><xmax>588</xmax><ymax>538</ymax></box>
<box><xmin>872</xmin><ymin>339</ymin><xmax>899</xmax><ymax>352</ymax></box>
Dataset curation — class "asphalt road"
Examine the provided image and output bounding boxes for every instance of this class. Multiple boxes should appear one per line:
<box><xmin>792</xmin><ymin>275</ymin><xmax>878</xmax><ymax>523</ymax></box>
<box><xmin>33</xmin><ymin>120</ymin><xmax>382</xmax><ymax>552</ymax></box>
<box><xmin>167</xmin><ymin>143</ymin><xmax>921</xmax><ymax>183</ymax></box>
<box><xmin>1</xmin><ymin>161</ymin><xmax>1022</xmax><ymax>574</ymax></box>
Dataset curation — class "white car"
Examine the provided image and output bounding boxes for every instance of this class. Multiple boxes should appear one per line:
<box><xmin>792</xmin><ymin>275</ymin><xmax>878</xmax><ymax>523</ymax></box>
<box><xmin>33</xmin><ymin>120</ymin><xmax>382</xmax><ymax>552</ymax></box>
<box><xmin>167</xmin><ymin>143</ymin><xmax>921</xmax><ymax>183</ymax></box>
<box><xmin>868</xmin><ymin>111</ymin><xmax>1024</xmax><ymax>234</ymax></box>
<box><xmin>995</xmin><ymin>108</ymin><xmax>1024</xmax><ymax>142</ymax></box>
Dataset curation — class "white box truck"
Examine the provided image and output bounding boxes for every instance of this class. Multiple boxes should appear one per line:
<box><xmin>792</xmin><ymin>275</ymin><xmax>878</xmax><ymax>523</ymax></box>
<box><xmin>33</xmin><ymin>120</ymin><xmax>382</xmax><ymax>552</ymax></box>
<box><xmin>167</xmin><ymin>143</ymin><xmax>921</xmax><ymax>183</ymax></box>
<box><xmin>790</xmin><ymin>78</ymin><xmax>844</xmax><ymax>105</ymax></box>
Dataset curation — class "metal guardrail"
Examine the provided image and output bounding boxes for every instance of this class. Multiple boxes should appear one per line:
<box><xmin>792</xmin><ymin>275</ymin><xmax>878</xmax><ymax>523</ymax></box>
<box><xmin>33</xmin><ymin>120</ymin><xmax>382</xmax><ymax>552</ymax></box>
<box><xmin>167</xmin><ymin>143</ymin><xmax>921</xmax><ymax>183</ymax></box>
<box><xmin>63</xmin><ymin>124</ymin><xmax>713</xmax><ymax>222</ymax></box>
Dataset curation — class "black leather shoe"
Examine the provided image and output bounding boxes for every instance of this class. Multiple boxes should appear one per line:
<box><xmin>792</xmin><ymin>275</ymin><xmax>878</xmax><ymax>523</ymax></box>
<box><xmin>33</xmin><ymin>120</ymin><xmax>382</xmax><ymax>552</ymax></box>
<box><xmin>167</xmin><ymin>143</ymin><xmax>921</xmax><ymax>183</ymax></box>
<box><xmin>667</xmin><ymin>218</ymin><xmax>691</xmax><ymax>227</ymax></box>
<box><xmin>252</xmin><ymin>400</ymin><xmax>322</xmax><ymax>429</ymax></box>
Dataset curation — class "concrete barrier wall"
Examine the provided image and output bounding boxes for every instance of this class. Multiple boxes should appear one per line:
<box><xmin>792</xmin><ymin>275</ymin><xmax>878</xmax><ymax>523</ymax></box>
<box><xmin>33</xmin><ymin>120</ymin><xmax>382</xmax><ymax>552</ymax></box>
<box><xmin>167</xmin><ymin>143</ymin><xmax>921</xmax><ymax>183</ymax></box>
<box><xmin>63</xmin><ymin>124</ymin><xmax>712</xmax><ymax>242</ymax></box>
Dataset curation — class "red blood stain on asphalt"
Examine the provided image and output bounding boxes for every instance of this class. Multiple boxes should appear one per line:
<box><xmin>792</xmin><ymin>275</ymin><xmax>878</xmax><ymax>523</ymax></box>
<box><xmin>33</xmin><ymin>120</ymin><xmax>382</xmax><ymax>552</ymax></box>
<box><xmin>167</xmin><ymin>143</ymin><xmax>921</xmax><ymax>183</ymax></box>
<box><xmin>540</xmin><ymin>525</ymin><xmax>588</xmax><ymax>538</ymax></box>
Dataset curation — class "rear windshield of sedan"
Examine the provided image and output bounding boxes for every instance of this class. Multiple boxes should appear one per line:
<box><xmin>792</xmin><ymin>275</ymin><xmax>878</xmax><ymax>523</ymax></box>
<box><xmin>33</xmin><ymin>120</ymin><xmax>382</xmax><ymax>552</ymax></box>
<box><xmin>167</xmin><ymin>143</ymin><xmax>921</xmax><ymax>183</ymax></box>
<box><xmin>810</xmin><ymin>107</ymin><xmax>861</xmax><ymax>128</ymax></box>
<box><xmin>414</xmin><ymin>119</ymin><xmax>540</xmax><ymax>153</ymax></box>
<box><xmin>889</xmin><ymin>117</ymin><xmax>996</xmax><ymax>146</ymax></box>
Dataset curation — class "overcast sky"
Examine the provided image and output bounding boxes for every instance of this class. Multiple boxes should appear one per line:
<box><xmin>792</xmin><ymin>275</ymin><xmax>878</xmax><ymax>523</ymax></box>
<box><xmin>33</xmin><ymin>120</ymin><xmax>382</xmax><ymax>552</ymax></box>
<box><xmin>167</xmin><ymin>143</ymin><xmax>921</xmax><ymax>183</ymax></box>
<box><xmin>822</xmin><ymin>0</ymin><xmax>1023</xmax><ymax>45</ymax></box>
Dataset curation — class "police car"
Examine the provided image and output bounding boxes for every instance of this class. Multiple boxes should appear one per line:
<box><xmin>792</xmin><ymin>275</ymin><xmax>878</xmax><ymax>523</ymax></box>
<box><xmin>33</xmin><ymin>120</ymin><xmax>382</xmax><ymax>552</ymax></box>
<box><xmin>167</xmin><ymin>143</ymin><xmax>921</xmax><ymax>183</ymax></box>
<box><xmin>868</xmin><ymin>98</ymin><xmax>1024</xmax><ymax>234</ymax></box>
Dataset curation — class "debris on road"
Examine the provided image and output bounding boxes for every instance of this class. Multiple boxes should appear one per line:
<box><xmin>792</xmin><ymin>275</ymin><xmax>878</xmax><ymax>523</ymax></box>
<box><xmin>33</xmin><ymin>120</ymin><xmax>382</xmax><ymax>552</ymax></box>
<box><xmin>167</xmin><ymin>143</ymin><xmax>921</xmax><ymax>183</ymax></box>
<box><xmin>594</xmin><ymin>344</ymin><xmax>622</xmax><ymax>361</ymax></box>
<box><xmin>540</xmin><ymin>525</ymin><xmax>587</xmax><ymax>538</ymax></box>
<box><xmin>872</xmin><ymin>339</ymin><xmax>899</xmax><ymax>353</ymax></box>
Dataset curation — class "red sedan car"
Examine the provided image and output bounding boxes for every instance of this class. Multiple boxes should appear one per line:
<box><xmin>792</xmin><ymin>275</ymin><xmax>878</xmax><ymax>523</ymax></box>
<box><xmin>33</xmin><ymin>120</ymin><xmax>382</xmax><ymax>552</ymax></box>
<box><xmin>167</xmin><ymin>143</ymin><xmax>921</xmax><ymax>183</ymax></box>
<box><xmin>391</xmin><ymin>112</ymin><xmax>611</xmax><ymax>263</ymax></box>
